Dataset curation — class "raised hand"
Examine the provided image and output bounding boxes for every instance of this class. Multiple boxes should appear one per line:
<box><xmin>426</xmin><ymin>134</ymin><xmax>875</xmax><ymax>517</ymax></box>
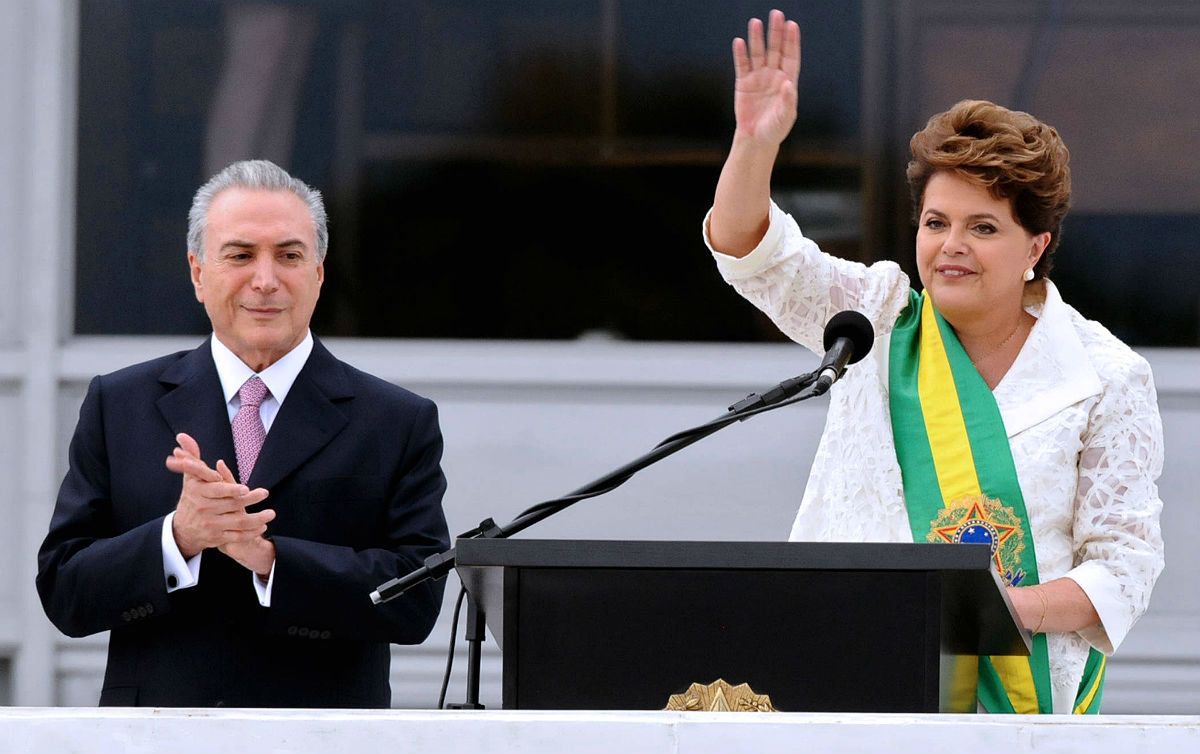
<box><xmin>166</xmin><ymin>432</ymin><xmax>274</xmax><ymax>569</ymax></box>
<box><xmin>732</xmin><ymin>9</ymin><xmax>801</xmax><ymax>147</ymax></box>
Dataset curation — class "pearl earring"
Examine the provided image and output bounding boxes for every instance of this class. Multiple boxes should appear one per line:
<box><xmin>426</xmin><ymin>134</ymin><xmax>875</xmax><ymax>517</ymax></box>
<box><xmin>1023</xmin><ymin>268</ymin><xmax>1035</xmax><ymax>282</ymax></box>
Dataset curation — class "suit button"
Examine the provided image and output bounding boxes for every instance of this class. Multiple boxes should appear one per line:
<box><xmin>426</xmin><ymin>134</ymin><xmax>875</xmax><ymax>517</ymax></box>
<box><xmin>319</xmin><ymin>631</ymin><xmax>331</xmax><ymax>640</ymax></box>
<box><xmin>137</xmin><ymin>606</ymin><xmax>148</xmax><ymax>618</ymax></box>
<box><xmin>146</xmin><ymin>603</ymin><xmax>154</xmax><ymax>615</ymax></box>
<box><xmin>298</xmin><ymin>627</ymin><xmax>309</xmax><ymax>637</ymax></box>
<box><xmin>121</xmin><ymin>611</ymin><xmax>130</xmax><ymax>622</ymax></box>
<box><xmin>167</xmin><ymin>574</ymin><xmax>178</xmax><ymax>588</ymax></box>
<box><xmin>287</xmin><ymin>626</ymin><xmax>297</xmax><ymax>636</ymax></box>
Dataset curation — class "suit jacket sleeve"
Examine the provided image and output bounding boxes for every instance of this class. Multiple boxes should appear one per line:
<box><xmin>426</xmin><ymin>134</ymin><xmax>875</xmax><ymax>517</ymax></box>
<box><xmin>36</xmin><ymin>376</ymin><xmax>174</xmax><ymax>637</ymax></box>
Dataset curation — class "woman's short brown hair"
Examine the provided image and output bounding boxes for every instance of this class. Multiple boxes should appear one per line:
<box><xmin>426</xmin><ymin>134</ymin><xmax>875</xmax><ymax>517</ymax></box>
<box><xmin>906</xmin><ymin>100</ymin><xmax>1071</xmax><ymax>279</ymax></box>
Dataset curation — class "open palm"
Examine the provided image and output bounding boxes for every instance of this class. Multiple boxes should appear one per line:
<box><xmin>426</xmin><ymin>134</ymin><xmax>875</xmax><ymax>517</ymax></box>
<box><xmin>732</xmin><ymin>10</ymin><xmax>801</xmax><ymax>146</ymax></box>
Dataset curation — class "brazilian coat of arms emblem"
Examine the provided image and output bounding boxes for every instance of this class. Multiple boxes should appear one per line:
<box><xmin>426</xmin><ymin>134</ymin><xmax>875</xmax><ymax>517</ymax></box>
<box><xmin>927</xmin><ymin>494</ymin><xmax>1028</xmax><ymax>586</ymax></box>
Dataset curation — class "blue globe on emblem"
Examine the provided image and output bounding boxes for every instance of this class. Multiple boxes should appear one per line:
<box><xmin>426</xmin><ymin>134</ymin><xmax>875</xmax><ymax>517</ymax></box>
<box><xmin>956</xmin><ymin>520</ymin><xmax>998</xmax><ymax>553</ymax></box>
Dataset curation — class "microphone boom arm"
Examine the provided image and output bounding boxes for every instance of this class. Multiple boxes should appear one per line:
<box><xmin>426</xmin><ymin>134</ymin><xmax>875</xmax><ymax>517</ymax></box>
<box><xmin>370</xmin><ymin>375</ymin><xmax>826</xmax><ymax>604</ymax></box>
<box><xmin>371</xmin><ymin>309</ymin><xmax>873</xmax><ymax>605</ymax></box>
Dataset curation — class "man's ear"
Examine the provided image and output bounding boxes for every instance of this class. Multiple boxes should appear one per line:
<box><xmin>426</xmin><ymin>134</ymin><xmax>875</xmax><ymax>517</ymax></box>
<box><xmin>188</xmin><ymin>253</ymin><xmax>205</xmax><ymax>303</ymax></box>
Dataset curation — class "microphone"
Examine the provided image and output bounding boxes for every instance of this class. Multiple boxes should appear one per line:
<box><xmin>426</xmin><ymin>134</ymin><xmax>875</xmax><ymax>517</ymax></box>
<box><xmin>812</xmin><ymin>310</ymin><xmax>874</xmax><ymax>395</ymax></box>
<box><xmin>728</xmin><ymin>310</ymin><xmax>874</xmax><ymax>414</ymax></box>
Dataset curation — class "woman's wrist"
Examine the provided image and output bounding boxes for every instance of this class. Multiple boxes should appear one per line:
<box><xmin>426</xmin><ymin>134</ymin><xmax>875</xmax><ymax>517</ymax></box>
<box><xmin>1031</xmin><ymin>585</ymin><xmax>1049</xmax><ymax>634</ymax></box>
<box><xmin>730</xmin><ymin>128</ymin><xmax>784</xmax><ymax>158</ymax></box>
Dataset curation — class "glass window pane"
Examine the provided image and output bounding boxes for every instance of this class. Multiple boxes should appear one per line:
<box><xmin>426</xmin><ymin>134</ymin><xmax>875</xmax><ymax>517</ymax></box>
<box><xmin>74</xmin><ymin>1</ymin><xmax>1199</xmax><ymax>346</ymax></box>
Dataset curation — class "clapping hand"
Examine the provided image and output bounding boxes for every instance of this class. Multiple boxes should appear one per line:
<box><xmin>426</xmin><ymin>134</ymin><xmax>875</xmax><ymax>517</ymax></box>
<box><xmin>166</xmin><ymin>432</ymin><xmax>275</xmax><ymax>576</ymax></box>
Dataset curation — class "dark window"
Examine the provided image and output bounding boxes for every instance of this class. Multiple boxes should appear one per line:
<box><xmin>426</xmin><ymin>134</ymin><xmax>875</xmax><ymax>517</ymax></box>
<box><xmin>75</xmin><ymin>1</ymin><xmax>1200</xmax><ymax>345</ymax></box>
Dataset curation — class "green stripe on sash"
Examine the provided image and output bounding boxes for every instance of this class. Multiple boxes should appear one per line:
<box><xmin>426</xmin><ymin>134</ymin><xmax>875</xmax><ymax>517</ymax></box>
<box><xmin>1074</xmin><ymin>649</ymin><xmax>1107</xmax><ymax>714</ymax></box>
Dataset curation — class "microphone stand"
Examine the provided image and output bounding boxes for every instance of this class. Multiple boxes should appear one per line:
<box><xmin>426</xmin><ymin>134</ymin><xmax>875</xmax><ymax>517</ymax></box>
<box><xmin>371</xmin><ymin>367</ymin><xmax>832</xmax><ymax>708</ymax></box>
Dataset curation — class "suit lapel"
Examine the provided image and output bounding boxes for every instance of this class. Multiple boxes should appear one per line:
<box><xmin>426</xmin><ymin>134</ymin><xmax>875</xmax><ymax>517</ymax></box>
<box><xmin>156</xmin><ymin>339</ymin><xmax>239</xmax><ymax>470</ymax></box>
<box><xmin>248</xmin><ymin>338</ymin><xmax>352</xmax><ymax>490</ymax></box>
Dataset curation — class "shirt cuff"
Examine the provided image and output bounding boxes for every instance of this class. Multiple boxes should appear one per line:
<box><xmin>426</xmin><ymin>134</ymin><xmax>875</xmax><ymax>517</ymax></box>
<box><xmin>703</xmin><ymin>200</ymin><xmax>788</xmax><ymax>277</ymax></box>
<box><xmin>1064</xmin><ymin>561</ymin><xmax>1124</xmax><ymax>655</ymax></box>
<box><xmin>251</xmin><ymin>558</ymin><xmax>276</xmax><ymax>607</ymax></box>
<box><xmin>161</xmin><ymin>511</ymin><xmax>201</xmax><ymax>592</ymax></box>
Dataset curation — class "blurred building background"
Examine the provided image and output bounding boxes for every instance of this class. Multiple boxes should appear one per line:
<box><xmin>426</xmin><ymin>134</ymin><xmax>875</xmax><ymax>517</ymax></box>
<box><xmin>1</xmin><ymin>0</ymin><xmax>1197</xmax><ymax>711</ymax></box>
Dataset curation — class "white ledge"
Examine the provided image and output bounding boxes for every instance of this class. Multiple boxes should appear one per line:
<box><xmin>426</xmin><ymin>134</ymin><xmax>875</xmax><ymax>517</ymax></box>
<box><xmin>1</xmin><ymin>708</ymin><xmax>1198</xmax><ymax>754</ymax></box>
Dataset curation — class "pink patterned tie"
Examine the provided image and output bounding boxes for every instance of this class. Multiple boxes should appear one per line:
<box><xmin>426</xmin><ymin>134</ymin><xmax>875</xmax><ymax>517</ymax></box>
<box><xmin>232</xmin><ymin>376</ymin><xmax>269</xmax><ymax>484</ymax></box>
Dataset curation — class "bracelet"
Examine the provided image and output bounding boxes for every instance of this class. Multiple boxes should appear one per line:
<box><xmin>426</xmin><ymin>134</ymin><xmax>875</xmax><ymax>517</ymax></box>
<box><xmin>1031</xmin><ymin>586</ymin><xmax>1049</xmax><ymax>634</ymax></box>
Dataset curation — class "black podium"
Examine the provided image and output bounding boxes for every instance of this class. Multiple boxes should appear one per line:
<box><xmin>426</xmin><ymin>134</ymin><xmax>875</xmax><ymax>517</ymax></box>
<box><xmin>454</xmin><ymin>539</ymin><xmax>1030</xmax><ymax>713</ymax></box>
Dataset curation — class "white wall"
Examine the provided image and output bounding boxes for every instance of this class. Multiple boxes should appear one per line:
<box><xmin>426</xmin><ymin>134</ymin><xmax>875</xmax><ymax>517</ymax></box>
<box><xmin>0</xmin><ymin>0</ymin><xmax>77</xmax><ymax>707</ymax></box>
<box><xmin>19</xmin><ymin>337</ymin><xmax>1200</xmax><ymax>713</ymax></box>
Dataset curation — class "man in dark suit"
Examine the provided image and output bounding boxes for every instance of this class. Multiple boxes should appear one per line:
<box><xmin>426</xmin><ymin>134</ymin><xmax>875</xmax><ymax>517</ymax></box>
<box><xmin>37</xmin><ymin>160</ymin><xmax>450</xmax><ymax>707</ymax></box>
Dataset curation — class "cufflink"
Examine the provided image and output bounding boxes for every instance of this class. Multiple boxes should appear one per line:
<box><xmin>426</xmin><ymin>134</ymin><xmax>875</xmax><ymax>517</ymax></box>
<box><xmin>167</xmin><ymin>574</ymin><xmax>178</xmax><ymax>588</ymax></box>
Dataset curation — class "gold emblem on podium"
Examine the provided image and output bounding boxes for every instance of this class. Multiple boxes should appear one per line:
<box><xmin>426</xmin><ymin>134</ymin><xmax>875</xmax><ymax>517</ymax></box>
<box><xmin>664</xmin><ymin>679</ymin><xmax>778</xmax><ymax>712</ymax></box>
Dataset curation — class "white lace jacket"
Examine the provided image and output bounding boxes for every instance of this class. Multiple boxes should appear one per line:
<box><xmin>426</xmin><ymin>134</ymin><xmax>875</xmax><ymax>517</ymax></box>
<box><xmin>706</xmin><ymin>201</ymin><xmax>1165</xmax><ymax>713</ymax></box>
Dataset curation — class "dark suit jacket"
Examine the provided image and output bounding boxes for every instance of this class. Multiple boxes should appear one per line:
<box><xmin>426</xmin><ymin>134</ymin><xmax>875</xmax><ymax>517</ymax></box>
<box><xmin>36</xmin><ymin>337</ymin><xmax>450</xmax><ymax>708</ymax></box>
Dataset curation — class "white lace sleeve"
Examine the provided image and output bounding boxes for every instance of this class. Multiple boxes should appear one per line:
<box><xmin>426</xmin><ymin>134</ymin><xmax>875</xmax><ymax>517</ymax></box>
<box><xmin>1067</xmin><ymin>343</ymin><xmax>1165</xmax><ymax>654</ymax></box>
<box><xmin>705</xmin><ymin>201</ymin><xmax>912</xmax><ymax>354</ymax></box>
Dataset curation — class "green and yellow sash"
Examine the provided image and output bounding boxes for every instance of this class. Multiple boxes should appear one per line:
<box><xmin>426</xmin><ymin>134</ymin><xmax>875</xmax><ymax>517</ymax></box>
<box><xmin>888</xmin><ymin>290</ymin><xmax>1105</xmax><ymax>714</ymax></box>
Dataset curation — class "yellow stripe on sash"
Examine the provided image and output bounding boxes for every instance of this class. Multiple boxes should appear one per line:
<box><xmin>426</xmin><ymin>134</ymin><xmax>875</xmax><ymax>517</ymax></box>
<box><xmin>990</xmin><ymin>655</ymin><xmax>1041</xmax><ymax>714</ymax></box>
<box><xmin>917</xmin><ymin>295</ymin><xmax>982</xmax><ymax>502</ymax></box>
